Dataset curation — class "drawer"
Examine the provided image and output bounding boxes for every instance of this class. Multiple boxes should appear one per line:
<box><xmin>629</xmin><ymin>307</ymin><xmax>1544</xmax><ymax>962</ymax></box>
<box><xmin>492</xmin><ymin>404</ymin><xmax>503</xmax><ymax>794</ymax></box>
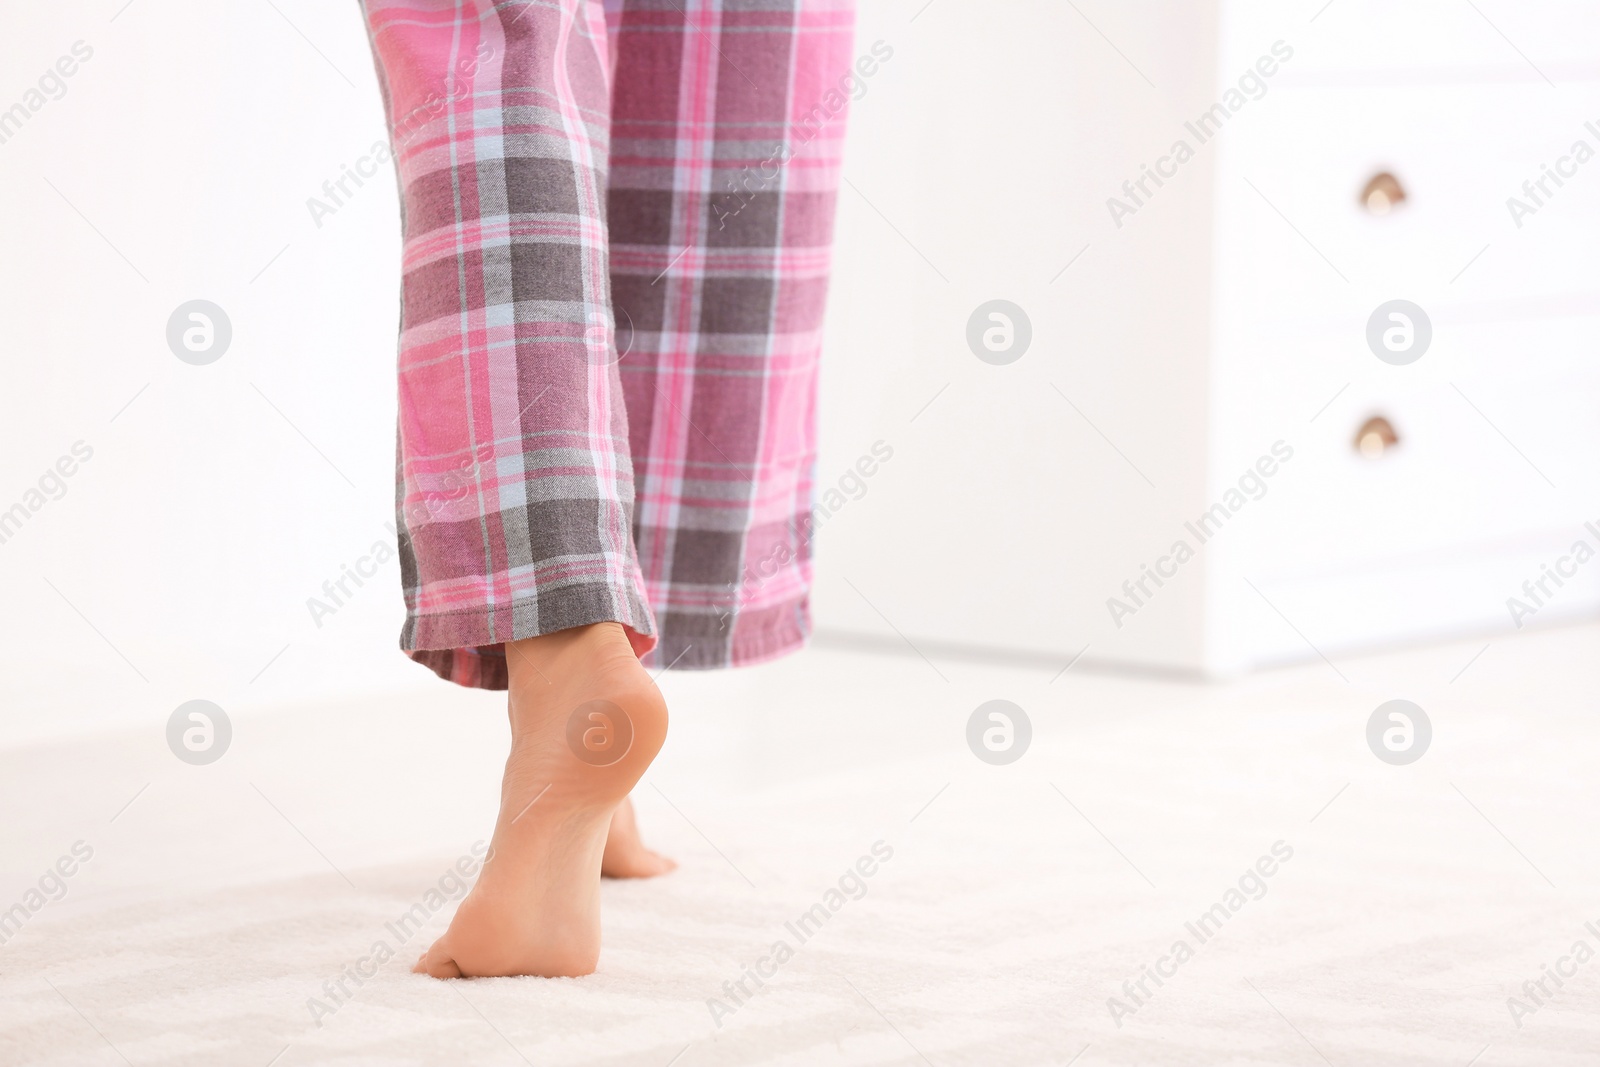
<box><xmin>1211</xmin><ymin>315</ymin><xmax>1600</xmax><ymax>579</ymax></box>
<box><xmin>1213</xmin><ymin>82</ymin><xmax>1600</xmax><ymax>328</ymax></box>
<box><xmin>1222</xmin><ymin>0</ymin><xmax>1600</xmax><ymax>82</ymax></box>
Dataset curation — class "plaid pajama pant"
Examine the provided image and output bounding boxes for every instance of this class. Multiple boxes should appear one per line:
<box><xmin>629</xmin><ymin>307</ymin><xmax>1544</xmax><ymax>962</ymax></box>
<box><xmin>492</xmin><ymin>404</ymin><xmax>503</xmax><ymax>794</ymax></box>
<box><xmin>361</xmin><ymin>0</ymin><xmax>855</xmax><ymax>689</ymax></box>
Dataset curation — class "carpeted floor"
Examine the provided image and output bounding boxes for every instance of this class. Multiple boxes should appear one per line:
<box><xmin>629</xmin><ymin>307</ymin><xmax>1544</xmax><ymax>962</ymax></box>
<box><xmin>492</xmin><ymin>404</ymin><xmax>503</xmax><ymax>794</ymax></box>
<box><xmin>4</xmin><ymin>624</ymin><xmax>1600</xmax><ymax>1066</ymax></box>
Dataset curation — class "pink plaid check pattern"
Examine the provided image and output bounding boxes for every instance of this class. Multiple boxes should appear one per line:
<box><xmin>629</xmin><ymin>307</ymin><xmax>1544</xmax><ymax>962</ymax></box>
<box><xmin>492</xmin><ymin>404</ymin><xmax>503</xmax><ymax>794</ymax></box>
<box><xmin>362</xmin><ymin>0</ymin><xmax>854</xmax><ymax>688</ymax></box>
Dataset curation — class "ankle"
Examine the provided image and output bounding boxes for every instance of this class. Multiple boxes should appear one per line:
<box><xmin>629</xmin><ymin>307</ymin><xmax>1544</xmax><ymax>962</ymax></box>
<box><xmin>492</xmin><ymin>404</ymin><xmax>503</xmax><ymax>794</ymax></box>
<box><xmin>505</xmin><ymin>622</ymin><xmax>639</xmax><ymax>690</ymax></box>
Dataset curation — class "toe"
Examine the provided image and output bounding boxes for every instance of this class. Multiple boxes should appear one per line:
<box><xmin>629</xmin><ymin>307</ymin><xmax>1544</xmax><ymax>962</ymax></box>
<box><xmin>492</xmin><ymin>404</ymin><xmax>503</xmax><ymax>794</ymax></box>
<box><xmin>602</xmin><ymin>846</ymin><xmax>677</xmax><ymax>879</ymax></box>
<box><xmin>414</xmin><ymin>943</ymin><xmax>464</xmax><ymax>979</ymax></box>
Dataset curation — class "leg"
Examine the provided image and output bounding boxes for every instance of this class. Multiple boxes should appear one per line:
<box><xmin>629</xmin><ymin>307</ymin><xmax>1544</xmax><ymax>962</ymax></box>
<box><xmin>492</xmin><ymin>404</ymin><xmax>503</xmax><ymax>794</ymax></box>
<box><xmin>361</xmin><ymin>0</ymin><xmax>666</xmax><ymax>976</ymax></box>
<box><xmin>606</xmin><ymin>0</ymin><xmax>858</xmax><ymax>670</ymax></box>
<box><xmin>593</xmin><ymin>0</ymin><xmax>856</xmax><ymax>876</ymax></box>
<box><xmin>364</xmin><ymin>0</ymin><xmax>654</xmax><ymax>689</ymax></box>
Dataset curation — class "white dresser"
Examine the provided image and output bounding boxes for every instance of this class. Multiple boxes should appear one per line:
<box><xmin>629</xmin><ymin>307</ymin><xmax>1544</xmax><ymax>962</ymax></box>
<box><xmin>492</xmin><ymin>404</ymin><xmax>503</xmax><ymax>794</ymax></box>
<box><xmin>814</xmin><ymin>0</ymin><xmax>1600</xmax><ymax>675</ymax></box>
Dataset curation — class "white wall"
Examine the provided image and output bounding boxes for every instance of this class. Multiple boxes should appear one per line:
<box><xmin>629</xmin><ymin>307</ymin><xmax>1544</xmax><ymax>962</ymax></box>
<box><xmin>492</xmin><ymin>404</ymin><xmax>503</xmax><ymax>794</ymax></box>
<box><xmin>812</xmin><ymin>0</ymin><xmax>1224</xmax><ymax>672</ymax></box>
<box><xmin>0</xmin><ymin>2</ymin><xmax>413</xmax><ymax>745</ymax></box>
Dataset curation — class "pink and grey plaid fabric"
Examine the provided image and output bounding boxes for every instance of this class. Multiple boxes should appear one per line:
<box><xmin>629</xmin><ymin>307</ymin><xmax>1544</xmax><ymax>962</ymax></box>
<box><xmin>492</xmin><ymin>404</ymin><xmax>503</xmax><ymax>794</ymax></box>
<box><xmin>361</xmin><ymin>0</ymin><xmax>854</xmax><ymax>688</ymax></box>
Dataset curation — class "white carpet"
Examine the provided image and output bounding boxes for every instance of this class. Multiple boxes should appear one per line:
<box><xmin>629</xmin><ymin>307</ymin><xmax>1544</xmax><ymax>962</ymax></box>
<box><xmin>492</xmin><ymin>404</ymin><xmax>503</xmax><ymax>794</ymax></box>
<box><xmin>4</xmin><ymin>625</ymin><xmax>1600</xmax><ymax>1066</ymax></box>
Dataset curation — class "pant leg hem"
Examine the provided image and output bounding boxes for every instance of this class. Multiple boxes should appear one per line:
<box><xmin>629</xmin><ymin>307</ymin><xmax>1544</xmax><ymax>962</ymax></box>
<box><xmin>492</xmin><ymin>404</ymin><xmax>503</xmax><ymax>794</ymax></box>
<box><xmin>646</xmin><ymin>597</ymin><xmax>811</xmax><ymax>671</ymax></box>
<box><xmin>402</xmin><ymin>585</ymin><xmax>657</xmax><ymax>691</ymax></box>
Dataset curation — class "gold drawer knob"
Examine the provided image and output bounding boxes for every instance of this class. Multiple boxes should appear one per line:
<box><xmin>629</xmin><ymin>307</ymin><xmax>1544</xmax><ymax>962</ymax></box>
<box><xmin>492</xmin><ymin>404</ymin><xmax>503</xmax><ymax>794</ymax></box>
<box><xmin>1360</xmin><ymin>172</ymin><xmax>1406</xmax><ymax>215</ymax></box>
<box><xmin>1356</xmin><ymin>415</ymin><xmax>1399</xmax><ymax>458</ymax></box>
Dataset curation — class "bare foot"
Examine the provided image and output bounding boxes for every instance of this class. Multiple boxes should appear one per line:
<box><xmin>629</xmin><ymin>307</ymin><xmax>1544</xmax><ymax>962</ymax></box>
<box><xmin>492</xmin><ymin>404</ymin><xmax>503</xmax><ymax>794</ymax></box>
<box><xmin>413</xmin><ymin>622</ymin><xmax>667</xmax><ymax>978</ymax></box>
<box><xmin>602</xmin><ymin>797</ymin><xmax>677</xmax><ymax>879</ymax></box>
